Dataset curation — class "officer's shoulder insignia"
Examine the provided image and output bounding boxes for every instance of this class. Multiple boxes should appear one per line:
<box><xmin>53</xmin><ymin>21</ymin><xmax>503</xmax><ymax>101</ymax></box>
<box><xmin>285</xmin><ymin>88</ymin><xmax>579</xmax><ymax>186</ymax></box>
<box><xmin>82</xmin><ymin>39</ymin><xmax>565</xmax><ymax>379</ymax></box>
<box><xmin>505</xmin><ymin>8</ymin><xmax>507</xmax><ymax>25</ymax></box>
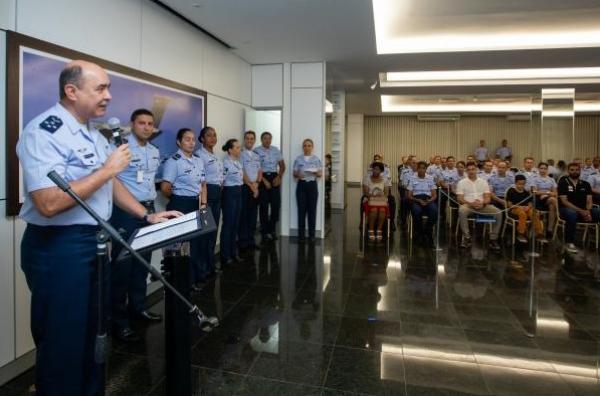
<box><xmin>39</xmin><ymin>115</ymin><xmax>63</xmax><ymax>133</ymax></box>
<box><xmin>148</xmin><ymin>142</ymin><xmax>159</xmax><ymax>150</ymax></box>
<box><xmin>172</xmin><ymin>153</ymin><xmax>181</xmax><ymax>160</ymax></box>
<box><xmin>193</xmin><ymin>153</ymin><xmax>200</xmax><ymax>158</ymax></box>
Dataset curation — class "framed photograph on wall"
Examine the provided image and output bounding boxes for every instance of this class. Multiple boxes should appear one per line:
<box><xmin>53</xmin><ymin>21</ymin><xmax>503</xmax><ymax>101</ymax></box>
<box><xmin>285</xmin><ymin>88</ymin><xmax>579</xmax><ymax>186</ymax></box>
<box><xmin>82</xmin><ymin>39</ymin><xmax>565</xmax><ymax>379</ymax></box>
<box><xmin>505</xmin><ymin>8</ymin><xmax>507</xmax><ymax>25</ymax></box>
<box><xmin>6</xmin><ymin>32</ymin><xmax>207</xmax><ymax>216</ymax></box>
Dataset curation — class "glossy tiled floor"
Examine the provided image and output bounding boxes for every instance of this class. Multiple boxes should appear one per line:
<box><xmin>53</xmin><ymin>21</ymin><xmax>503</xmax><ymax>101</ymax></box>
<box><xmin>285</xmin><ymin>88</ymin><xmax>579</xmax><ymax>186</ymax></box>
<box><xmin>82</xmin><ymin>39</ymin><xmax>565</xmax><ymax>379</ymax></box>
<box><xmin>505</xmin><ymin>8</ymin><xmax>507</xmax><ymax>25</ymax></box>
<box><xmin>2</xmin><ymin>186</ymin><xmax>600</xmax><ymax>395</ymax></box>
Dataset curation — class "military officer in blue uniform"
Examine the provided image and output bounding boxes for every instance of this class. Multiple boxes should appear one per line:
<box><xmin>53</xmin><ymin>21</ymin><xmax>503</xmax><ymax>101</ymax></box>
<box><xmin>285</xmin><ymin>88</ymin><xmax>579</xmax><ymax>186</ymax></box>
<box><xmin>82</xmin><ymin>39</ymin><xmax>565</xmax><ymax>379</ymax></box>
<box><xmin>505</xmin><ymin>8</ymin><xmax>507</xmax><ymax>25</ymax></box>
<box><xmin>195</xmin><ymin>126</ymin><xmax>224</xmax><ymax>274</ymax></box>
<box><xmin>254</xmin><ymin>131</ymin><xmax>286</xmax><ymax>243</ymax></box>
<box><xmin>488</xmin><ymin>161</ymin><xmax>515</xmax><ymax>208</ymax></box>
<box><xmin>160</xmin><ymin>128</ymin><xmax>207</xmax><ymax>290</ymax></box>
<box><xmin>293</xmin><ymin>139</ymin><xmax>323</xmax><ymax>242</ymax></box>
<box><xmin>407</xmin><ymin>161</ymin><xmax>438</xmax><ymax>244</ymax></box>
<box><xmin>238</xmin><ymin>131</ymin><xmax>262</xmax><ymax>252</ymax></box>
<box><xmin>220</xmin><ymin>139</ymin><xmax>244</xmax><ymax>265</ymax></box>
<box><xmin>16</xmin><ymin>60</ymin><xmax>179</xmax><ymax>396</ymax></box>
<box><xmin>110</xmin><ymin>109</ymin><xmax>162</xmax><ymax>343</ymax></box>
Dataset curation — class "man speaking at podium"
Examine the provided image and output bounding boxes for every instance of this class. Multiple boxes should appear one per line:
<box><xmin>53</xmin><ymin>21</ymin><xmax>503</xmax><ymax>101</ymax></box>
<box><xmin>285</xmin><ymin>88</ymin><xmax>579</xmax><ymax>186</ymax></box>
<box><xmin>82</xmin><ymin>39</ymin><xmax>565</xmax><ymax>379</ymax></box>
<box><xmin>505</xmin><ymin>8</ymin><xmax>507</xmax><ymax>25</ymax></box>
<box><xmin>16</xmin><ymin>60</ymin><xmax>179</xmax><ymax>396</ymax></box>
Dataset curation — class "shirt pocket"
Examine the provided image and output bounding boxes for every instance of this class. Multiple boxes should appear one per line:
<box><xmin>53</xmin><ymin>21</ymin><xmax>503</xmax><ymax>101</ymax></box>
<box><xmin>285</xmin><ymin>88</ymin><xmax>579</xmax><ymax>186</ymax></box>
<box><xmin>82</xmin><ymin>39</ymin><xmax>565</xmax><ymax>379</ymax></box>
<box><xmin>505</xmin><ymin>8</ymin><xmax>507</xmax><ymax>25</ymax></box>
<box><xmin>148</xmin><ymin>156</ymin><xmax>161</xmax><ymax>172</ymax></box>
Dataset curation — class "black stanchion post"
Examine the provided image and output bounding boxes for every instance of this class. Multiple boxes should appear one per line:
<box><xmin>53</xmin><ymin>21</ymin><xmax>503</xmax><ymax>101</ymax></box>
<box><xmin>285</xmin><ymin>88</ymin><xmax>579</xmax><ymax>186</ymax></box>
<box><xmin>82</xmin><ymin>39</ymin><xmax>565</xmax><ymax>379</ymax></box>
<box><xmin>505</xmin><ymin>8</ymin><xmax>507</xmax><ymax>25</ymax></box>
<box><xmin>95</xmin><ymin>230</ymin><xmax>109</xmax><ymax>395</ymax></box>
<box><xmin>435</xmin><ymin>186</ymin><xmax>442</xmax><ymax>251</ymax></box>
<box><xmin>163</xmin><ymin>244</ymin><xmax>192</xmax><ymax>396</ymax></box>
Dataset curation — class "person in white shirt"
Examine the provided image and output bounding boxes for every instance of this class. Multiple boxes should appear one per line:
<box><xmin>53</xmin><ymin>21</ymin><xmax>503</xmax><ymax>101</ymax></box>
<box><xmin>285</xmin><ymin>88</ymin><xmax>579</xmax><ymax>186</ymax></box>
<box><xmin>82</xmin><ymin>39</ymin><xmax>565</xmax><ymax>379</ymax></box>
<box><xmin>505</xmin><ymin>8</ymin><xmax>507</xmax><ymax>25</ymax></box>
<box><xmin>477</xmin><ymin>160</ymin><xmax>495</xmax><ymax>181</ymax></box>
<box><xmin>456</xmin><ymin>162</ymin><xmax>503</xmax><ymax>250</ymax></box>
<box><xmin>474</xmin><ymin>139</ymin><xmax>489</xmax><ymax>165</ymax></box>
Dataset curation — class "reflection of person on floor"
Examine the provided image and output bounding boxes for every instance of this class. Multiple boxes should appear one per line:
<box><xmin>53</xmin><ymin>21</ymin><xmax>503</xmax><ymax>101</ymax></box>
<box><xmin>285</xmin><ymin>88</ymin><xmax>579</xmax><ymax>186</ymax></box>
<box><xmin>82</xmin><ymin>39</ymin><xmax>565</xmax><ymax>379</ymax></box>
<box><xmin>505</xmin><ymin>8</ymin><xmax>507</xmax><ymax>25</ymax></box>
<box><xmin>363</xmin><ymin>162</ymin><xmax>389</xmax><ymax>241</ymax></box>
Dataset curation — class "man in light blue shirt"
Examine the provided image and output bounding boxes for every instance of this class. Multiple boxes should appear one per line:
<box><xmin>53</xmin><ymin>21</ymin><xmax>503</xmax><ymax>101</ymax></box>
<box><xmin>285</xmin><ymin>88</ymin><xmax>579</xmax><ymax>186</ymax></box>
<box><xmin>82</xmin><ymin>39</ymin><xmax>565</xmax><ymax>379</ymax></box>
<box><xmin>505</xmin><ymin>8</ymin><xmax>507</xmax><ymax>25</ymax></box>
<box><xmin>474</xmin><ymin>139</ymin><xmax>489</xmax><ymax>164</ymax></box>
<box><xmin>407</xmin><ymin>161</ymin><xmax>438</xmax><ymax>245</ymax></box>
<box><xmin>238</xmin><ymin>131</ymin><xmax>263</xmax><ymax>250</ymax></box>
<box><xmin>488</xmin><ymin>161</ymin><xmax>514</xmax><ymax>208</ymax></box>
<box><xmin>254</xmin><ymin>131</ymin><xmax>286</xmax><ymax>242</ymax></box>
<box><xmin>495</xmin><ymin>139</ymin><xmax>512</xmax><ymax>161</ymax></box>
<box><xmin>110</xmin><ymin>109</ymin><xmax>163</xmax><ymax>343</ymax></box>
<box><xmin>16</xmin><ymin>60</ymin><xmax>178</xmax><ymax>396</ymax></box>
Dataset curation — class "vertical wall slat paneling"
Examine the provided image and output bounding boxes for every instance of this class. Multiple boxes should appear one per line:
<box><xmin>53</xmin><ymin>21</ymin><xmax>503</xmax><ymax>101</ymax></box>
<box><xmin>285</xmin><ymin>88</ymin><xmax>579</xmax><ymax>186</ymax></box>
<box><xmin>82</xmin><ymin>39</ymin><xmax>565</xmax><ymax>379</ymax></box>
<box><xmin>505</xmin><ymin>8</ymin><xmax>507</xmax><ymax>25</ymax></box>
<box><xmin>363</xmin><ymin>115</ymin><xmax>598</xmax><ymax>182</ymax></box>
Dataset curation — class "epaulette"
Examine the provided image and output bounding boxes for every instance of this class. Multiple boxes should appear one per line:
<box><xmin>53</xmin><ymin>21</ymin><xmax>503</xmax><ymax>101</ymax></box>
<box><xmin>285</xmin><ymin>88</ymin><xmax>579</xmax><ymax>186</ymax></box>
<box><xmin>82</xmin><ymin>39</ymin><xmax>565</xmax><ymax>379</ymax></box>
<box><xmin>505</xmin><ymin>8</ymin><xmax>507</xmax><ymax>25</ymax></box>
<box><xmin>172</xmin><ymin>153</ymin><xmax>181</xmax><ymax>160</ymax></box>
<box><xmin>39</xmin><ymin>115</ymin><xmax>63</xmax><ymax>133</ymax></box>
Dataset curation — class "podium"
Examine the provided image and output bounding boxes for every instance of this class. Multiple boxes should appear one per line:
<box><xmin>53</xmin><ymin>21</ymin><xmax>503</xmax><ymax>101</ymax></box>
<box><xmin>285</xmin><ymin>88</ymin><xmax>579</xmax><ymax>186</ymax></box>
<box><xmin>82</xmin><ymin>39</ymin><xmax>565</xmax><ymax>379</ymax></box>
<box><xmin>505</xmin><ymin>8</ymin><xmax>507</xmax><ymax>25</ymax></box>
<box><xmin>121</xmin><ymin>208</ymin><xmax>218</xmax><ymax>396</ymax></box>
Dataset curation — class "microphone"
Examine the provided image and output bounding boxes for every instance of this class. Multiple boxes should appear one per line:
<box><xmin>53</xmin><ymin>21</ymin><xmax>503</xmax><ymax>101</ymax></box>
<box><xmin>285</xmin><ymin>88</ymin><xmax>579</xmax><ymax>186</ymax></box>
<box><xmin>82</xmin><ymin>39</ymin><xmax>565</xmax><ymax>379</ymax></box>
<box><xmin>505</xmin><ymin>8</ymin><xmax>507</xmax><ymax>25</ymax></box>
<box><xmin>107</xmin><ymin>117</ymin><xmax>124</xmax><ymax>146</ymax></box>
<box><xmin>47</xmin><ymin>170</ymin><xmax>71</xmax><ymax>192</ymax></box>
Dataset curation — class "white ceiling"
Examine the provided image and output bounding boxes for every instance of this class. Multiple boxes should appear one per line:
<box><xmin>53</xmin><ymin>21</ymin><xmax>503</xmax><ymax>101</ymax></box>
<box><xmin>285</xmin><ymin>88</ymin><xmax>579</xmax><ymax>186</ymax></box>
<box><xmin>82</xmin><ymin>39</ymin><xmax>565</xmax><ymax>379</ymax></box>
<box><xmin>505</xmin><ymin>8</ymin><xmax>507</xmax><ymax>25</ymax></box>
<box><xmin>160</xmin><ymin>0</ymin><xmax>600</xmax><ymax>114</ymax></box>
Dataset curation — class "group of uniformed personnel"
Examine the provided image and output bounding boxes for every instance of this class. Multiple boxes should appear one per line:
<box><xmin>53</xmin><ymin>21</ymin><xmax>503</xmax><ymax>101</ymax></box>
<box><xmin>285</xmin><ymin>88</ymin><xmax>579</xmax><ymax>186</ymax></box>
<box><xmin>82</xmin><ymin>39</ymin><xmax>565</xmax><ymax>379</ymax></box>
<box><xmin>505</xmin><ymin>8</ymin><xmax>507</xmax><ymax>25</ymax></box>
<box><xmin>16</xmin><ymin>60</ymin><xmax>324</xmax><ymax>396</ymax></box>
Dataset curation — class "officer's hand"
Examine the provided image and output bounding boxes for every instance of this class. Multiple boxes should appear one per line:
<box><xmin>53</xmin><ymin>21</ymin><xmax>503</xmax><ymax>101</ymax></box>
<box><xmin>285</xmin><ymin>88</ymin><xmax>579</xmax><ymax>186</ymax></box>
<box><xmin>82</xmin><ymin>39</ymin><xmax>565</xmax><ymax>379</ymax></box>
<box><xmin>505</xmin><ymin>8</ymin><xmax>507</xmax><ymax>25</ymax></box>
<box><xmin>147</xmin><ymin>210</ymin><xmax>183</xmax><ymax>223</ymax></box>
<box><xmin>104</xmin><ymin>144</ymin><xmax>132</xmax><ymax>177</ymax></box>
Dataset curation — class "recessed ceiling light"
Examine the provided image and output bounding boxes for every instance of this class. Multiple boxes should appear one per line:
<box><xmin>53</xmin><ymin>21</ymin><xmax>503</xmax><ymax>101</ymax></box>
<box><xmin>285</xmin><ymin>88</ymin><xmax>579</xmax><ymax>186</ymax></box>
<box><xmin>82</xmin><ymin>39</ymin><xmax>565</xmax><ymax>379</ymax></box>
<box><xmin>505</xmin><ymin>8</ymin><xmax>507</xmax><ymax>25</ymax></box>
<box><xmin>380</xmin><ymin>95</ymin><xmax>600</xmax><ymax>113</ymax></box>
<box><xmin>372</xmin><ymin>0</ymin><xmax>600</xmax><ymax>54</ymax></box>
<box><xmin>379</xmin><ymin>67</ymin><xmax>600</xmax><ymax>87</ymax></box>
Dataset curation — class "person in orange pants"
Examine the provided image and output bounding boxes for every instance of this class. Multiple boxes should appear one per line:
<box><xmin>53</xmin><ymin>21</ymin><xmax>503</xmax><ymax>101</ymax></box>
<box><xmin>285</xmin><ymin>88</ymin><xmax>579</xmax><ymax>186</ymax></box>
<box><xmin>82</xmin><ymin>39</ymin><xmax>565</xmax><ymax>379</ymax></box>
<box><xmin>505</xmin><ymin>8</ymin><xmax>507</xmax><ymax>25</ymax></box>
<box><xmin>506</xmin><ymin>175</ymin><xmax>547</xmax><ymax>243</ymax></box>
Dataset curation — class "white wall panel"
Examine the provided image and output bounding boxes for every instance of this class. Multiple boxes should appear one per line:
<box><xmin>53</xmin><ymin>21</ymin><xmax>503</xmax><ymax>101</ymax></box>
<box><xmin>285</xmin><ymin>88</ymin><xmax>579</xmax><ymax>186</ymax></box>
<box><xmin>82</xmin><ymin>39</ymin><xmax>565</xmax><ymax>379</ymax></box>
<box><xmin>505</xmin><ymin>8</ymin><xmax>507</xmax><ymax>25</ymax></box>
<box><xmin>252</xmin><ymin>64</ymin><xmax>283</xmax><ymax>108</ymax></box>
<box><xmin>0</xmin><ymin>203</ymin><xmax>15</xmax><ymax>367</ymax></box>
<box><xmin>203</xmin><ymin>39</ymin><xmax>251</xmax><ymax>105</ymax></box>
<box><xmin>140</xmin><ymin>1</ymin><xmax>204</xmax><ymax>89</ymax></box>
<box><xmin>291</xmin><ymin>63</ymin><xmax>323</xmax><ymax>88</ymax></box>
<box><xmin>16</xmin><ymin>0</ymin><xmax>143</xmax><ymax>70</ymax></box>
<box><xmin>347</xmin><ymin>114</ymin><xmax>364</xmax><ymax>183</ymax></box>
<box><xmin>0</xmin><ymin>0</ymin><xmax>16</xmax><ymax>30</ymax></box>
<box><xmin>207</xmin><ymin>93</ymin><xmax>249</xmax><ymax>142</ymax></box>
<box><xmin>13</xmin><ymin>218</ymin><xmax>33</xmax><ymax>357</ymax></box>
<box><xmin>0</xmin><ymin>31</ymin><xmax>6</xmax><ymax>201</ymax></box>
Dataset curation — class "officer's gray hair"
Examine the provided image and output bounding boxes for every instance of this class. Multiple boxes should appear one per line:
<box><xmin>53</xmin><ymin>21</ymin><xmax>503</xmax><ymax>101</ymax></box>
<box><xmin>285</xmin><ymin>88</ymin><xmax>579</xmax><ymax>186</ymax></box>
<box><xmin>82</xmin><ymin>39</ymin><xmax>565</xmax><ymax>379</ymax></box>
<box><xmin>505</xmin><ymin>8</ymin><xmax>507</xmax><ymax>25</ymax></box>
<box><xmin>59</xmin><ymin>65</ymin><xmax>84</xmax><ymax>99</ymax></box>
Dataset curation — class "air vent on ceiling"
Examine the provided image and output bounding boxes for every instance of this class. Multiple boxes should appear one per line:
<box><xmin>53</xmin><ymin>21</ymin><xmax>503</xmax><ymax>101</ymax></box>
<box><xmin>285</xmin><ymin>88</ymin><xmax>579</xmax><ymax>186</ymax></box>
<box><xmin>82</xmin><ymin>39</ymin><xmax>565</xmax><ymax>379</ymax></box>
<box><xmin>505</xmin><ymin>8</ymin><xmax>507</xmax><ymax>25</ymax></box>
<box><xmin>417</xmin><ymin>115</ymin><xmax>460</xmax><ymax>122</ymax></box>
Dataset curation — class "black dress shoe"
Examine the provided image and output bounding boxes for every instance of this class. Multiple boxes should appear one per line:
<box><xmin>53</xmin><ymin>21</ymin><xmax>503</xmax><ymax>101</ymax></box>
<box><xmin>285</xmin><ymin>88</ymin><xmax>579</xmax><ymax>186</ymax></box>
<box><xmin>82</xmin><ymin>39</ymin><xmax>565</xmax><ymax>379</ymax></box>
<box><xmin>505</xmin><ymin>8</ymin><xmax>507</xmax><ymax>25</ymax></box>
<box><xmin>135</xmin><ymin>310</ymin><xmax>163</xmax><ymax>323</ymax></box>
<box><xmin>114</xmin><ymin>327</ymin><xmax>140</xmax><ymax>343</ymax></box>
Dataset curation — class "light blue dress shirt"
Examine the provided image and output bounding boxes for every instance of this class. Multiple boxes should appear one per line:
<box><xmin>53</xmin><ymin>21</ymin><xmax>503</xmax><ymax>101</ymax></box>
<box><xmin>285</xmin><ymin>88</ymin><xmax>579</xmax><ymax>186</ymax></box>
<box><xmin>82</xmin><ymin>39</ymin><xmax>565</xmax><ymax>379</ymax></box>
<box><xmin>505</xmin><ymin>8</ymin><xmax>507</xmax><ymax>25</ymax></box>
<box><xmin>241</xmin><ymin>149</ymin><xmax>261</xmax><ymax>183</ymax></box>
<box><xmin>488</xmin><ymin>174</ymin><xmax>515</xmax><ymax>198</ymax></box>
<box><xmin>161</xmin><ymin>149</ymin><xmax>205</xmax><ymax>197</ymax></box>
<box><xmin>293</xmin><ymin>154</ymin><xmax>322</xmax><ymax>182</ymax></box>
<box><xmin>408</xmin><ymin>175</ymin><xmax>436</xmax><ymax>197</ymax></box>
<box><xmin>223</xmin><ymin>156</ymin><xmax>244</xmax><ymax>187</ymax></box>
<box><xmin>116</xmin><ymin>136</ymin><xmax>160</xmax><ymax>201</ymax></box>
<box><xmin>195</xmin><ymin>146</ymin><xmax>224</xmax><ymax>185</ymax></box>
<box><xmin>531</xmin><ymin>175</ymin><xmax>557</xmax><ymax>193</ymax></box>
<box><xmin>495</xmin><ymin>146</ymin><xmax>512</xmax><ymax>160</ymax></box>
<box><xmin>17</xmin><ymin>103</ymin><xmax>113</xmax><ymax>225</ymax></box>
<box><xmin>254</xmin><ymin>145</ymin><xmax>283</xmax><ymax>173</ymax></box>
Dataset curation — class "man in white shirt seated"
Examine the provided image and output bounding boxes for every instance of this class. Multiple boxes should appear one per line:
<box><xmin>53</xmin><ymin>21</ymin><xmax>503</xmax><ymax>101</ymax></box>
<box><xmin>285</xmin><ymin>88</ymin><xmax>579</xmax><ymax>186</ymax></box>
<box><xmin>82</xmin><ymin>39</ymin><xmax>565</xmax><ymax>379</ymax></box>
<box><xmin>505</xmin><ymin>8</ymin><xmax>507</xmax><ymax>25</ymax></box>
<box><xmin>495</xmin><ymin>139</ymin><xmax>512</xmax><ymax>161</ymax></box>
<box><xmin>456</xmin><ymin>162</ymin><xmax>503</xmax><ymax>250</ymax></box>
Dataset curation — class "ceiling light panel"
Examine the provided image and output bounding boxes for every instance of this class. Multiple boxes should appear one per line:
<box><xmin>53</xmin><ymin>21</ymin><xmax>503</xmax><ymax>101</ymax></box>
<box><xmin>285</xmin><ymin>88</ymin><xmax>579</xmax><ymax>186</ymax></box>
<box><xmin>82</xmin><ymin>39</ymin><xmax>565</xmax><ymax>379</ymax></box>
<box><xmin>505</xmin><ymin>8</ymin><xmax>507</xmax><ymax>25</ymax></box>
<box><xmin>379</xmin><ymin>68</ymin><xmax>600</xmax><ymax>87</ymax></box>
<box><xmin>372</xmin><ymin>0</ymin><xmax>600</xmax><ymax>54</ymax></box>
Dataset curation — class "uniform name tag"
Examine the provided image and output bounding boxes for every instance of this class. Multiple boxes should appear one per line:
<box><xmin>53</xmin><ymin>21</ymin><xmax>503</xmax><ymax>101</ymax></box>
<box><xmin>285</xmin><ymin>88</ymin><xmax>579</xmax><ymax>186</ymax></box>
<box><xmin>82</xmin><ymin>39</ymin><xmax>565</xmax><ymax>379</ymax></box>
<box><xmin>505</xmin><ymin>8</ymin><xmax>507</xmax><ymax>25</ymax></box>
<box><xmin>136</xmin><ymin>169</ymin><xmax>144</xmax><ymax>183</ymax></box>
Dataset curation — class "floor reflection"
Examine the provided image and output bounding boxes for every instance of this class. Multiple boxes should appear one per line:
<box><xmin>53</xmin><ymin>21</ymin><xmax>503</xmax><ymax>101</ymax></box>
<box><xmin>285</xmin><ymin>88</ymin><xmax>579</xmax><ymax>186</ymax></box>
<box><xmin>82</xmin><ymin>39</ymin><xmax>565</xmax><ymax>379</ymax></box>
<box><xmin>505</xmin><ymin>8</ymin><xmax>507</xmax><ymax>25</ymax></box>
<box><xmin>1</xmin><ymin>185</ymin><xmax>599</xmax><ymax>395</ymax></box>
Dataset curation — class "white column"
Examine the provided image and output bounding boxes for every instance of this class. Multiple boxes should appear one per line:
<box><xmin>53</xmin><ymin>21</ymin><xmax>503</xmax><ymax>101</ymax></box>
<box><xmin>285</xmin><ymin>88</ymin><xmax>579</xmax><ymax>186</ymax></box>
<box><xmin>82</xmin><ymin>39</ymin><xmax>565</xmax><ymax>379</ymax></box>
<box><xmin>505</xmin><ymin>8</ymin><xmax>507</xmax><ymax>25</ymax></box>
<box><xmin>281</xmin><ymin>62</ymin><xmax>326</xmax><ymax>237</ymax></box>
<box><xmin>330</xmin><ymin>91</ymin><xmax>345</xmax><ymax>209</ymax></box>
<box><xmin>346</xmin><ymin>114</ymin><xmax>364</xmax><ymax>183</ymax></box>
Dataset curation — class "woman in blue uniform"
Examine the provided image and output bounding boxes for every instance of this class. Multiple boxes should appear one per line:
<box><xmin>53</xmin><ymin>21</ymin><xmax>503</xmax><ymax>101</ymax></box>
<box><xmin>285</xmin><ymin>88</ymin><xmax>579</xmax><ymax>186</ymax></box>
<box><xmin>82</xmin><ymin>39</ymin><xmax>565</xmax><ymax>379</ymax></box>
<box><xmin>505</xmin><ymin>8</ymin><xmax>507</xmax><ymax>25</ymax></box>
<box><xmin>196</xmin><ymin>126</ymin><xmax>224</xmax><ymax>274</ymax></box>
<box><xmin>160</xmin><ymin>128</ymin><xmax>207</xmax><ymax>289</ymax></box>
<box><xmin>220</xmin><ymin>138</ymin><xmax>244</xmax><ymax>265</ymax></box>
<box><xmin>293</xmin><ymin>139</ymin><xmax>322</xmax><ymax>242</ymax></box>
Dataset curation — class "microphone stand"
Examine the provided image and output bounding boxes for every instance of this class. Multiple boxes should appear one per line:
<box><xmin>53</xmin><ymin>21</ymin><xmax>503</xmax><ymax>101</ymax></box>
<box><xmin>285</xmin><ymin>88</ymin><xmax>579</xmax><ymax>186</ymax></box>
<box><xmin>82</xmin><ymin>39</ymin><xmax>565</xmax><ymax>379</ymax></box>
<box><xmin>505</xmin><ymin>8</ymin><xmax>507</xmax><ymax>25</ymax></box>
<box><xmin>47</xmin><ymin>171</ymin><xmax>218</xmax><ymax>394</ymax></box>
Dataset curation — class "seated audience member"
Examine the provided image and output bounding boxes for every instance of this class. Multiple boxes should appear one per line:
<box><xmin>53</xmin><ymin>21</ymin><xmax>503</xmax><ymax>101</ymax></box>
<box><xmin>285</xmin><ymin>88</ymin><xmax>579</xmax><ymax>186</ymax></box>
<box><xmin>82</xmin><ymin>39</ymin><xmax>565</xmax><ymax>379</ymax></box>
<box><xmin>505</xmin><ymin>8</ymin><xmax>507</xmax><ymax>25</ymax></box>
<box><xmin>488</xmin><ymin>161</ymin><xmax>514</xmax><ymax>209</ymax></box>
<box><xmin>517</xmin><ymin>157</ymin><xmax>538</xmax><ymax>189</ymax></box>
<box><xmin>427</xmin><ymin>155</ymin><xmax>442</xmax><ymax>177</ymax></box>
<box><xmin>557</xmin><ymin>162</ymin><xmax>600</xmax><ymax>253</ymax></box>
<box><xmin>456</xmin><ymin>162</ymin><xmax>503</xmax><ymax>250</ymax></box>
<box><xmin>437</xmin><ymin>156</ymin><xmax>459</xmax><ymax>215</ymax></box>
<box><xmin>531</xmin><ymin>162</ymin><xmax>558</xmax><ymax>237</ymax></box>
<box><xmin>581</xmin><ymin>157</ymin><xmax>597</xmax><ymax>182</ymax></box>
<box><xmin>363</xmin><ymin>162</ymin><xmax>390</xmax><ymax>241</ymax></box>
<box><xmin>363</xmin><ymin>154</ymin><xmax>396</xmax><ymax>230</ymax></box>
<box><xmin>506</xmin><ymin>175</ymin><xmax>546</xmax><ymax>244</ymax></box>
<box><xmin>589</xmin><ymin>172</ymin><xmax>600</xmax><ymax>205</ymax></box>
<box><xmin>451</xmin><ymin>161</ymin><xmax>467</xmax><ymax>197</ymax></box>
<box><xmin>555</xmin><ymin>160</ymin><xmax>567</xmax><ymax>181</ymax></box>
<box><xmin>477</xmin><ymin>160</ymin><xmax>495</xmax><ymax>181</ymax></box>
<box><xmin>547</xmin><ymin>159</ymin><xmax>558</xmax><ymax>178</ymax></box>
<box><xmin>495</xmin><ymin>139</ymin><xmax>512</xmax><ymax>161</ymax></box>
<box><xmin>400</xmin><ymin>158</ymin><xmax>417</xmax><ymax>225</ymax></box>
<box><xmin>441</xmin><ymin>157</ymin><xmax>447</xmax><ymax>170</ymax></box>
<box><xmin>474</xmin><ymin>139</ymin><xmax>489</xmax><ymax>165</ymax></box>
<box><xmin>466</xmin><ymin>154</ymin><xmax>476</xmax><ymax>164</ymax></box>
<box><xmin>408</xmin><ymin>161</ymin><xmax>438</xmax><ymax>245</ymax></box>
